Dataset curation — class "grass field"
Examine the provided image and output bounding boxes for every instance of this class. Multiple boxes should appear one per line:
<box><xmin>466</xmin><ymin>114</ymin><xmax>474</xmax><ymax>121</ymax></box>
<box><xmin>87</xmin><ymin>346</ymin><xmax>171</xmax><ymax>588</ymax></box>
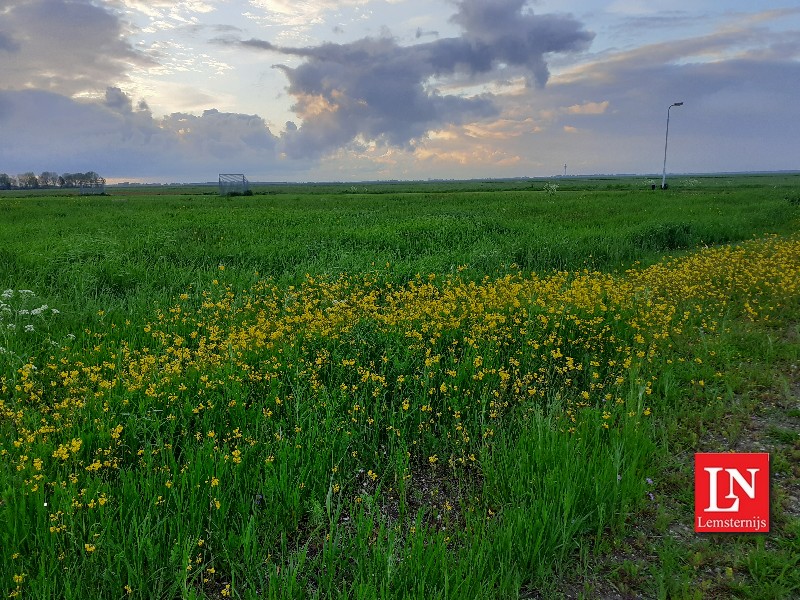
<box><xmin>1</xmin><ymin>174</ymin><xmax>799</xmax><ymax>599</ymax></box>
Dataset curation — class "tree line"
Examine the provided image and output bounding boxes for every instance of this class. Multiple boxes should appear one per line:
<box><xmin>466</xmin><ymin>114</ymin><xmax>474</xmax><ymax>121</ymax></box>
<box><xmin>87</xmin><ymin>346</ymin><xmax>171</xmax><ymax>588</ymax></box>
<box><xmin>0</xmin><ymin>171</ymin><xmax>106</xmax><ymax>190</ymax></box>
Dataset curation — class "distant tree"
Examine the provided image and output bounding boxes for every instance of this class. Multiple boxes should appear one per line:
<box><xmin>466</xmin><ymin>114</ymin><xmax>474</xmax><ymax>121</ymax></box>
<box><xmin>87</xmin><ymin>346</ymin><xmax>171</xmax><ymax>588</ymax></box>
<box><xmin>39</xmin><ymin>171</ymin><xmax>59</xmax><ymax>187</ymax></box>
<box><xmin>4</xmin><ymin>171</ymin><xmax>105</xmax><ymax>189</ymax></box>
<box><xmin>85</xmin><ymin>171</ymin><xmax>105</xmax><ymax>186</ymax></box>
<box><xmin>18</xmin><ymin>172</ymin><xmax>39</xmax><ymax>188</ymax></box>
<box><xmin>60</xmin><ymin>173</ymin><xmax>78</xmax><ymax>188</ymax></box>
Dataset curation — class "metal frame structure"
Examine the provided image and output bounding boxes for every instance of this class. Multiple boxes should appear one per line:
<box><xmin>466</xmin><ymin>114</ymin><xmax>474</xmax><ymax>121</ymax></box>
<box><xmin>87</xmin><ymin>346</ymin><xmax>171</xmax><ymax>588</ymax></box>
<box><xmin>219</xmin><ymin>174</ymin><xmax>250</xmax><ymax>196</ymax></box>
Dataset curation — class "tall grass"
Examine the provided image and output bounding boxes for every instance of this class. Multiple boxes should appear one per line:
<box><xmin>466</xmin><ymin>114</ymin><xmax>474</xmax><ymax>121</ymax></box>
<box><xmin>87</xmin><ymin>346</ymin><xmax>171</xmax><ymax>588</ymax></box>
<box><xmin>1</xmin><ymin>176</ymin><xmax>799</xmax><ymax>598</ymax></box>
<box><xmin>1</xmin><ymin>176</ymin><xmax>798</xmax><ymax>330</ymax></box>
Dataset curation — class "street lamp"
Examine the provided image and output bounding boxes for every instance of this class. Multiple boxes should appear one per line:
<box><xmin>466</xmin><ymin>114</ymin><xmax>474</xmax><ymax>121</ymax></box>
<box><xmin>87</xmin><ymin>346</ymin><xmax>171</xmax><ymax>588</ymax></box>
<box><xmin>661</xmin><ymin>101</ymin><xmax>683</xmax><ymax>189</ymax></box>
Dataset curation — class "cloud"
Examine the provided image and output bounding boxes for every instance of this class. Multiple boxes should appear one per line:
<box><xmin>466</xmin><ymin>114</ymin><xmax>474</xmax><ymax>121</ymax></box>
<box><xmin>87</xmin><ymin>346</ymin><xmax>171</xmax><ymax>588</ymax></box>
<box><xmin>448</xmin><ymin>0</ymin><xmax>594</xmax><ymax>86</ymax></box>
<box><xmin>105</xmin><ymin>87</ymin><xmax>135</xmax><ymax>113</ymax></box>
<box><xmin>0</xmin><ymin>88</ymin><xmax>284</xmax><ymax>180</ymax></box>
<box><xmin>245</xmin><ymin>0</ymin><xmax>372</xmax><ymax>29</ymax></box>
<box><xmin>4</xmin><ymin>0</ymin><xmax>794</xmax><ymax>182</ymax></box>
<box><xmin>0</xmin><ymin>0</ymin><xmax>153</xmax><ymax>97</ymax></box>
<box><xmin>160</xmin><ymin>109</ymin><xmax>278</xmax><ymax>160</ymax></box>
<box><xmin>231</xmin><ymin>0</ymin><xmax>593</xmax><ymax>158</ymax></box>
<box><xmin>383</xmin><ymin>7</ymin><xmax>800</xmax><ymax>180</ymax></box>
<box><xmin>0</xmin><ymin>31</ymin><xmax>20</xmax><ymax>52</ymax></box>
<box><xmin>483</xmin><ymin>13</ymin><xmax>800</xmax><ymax>175</ymax></box>
<box><xmin>415</xmin><ymin>27</ymin><xmax>439</xmax><ymax>39</ymax></box>
<box><xmin>108</xmin><ymin>0</ymin><xmax>215</xmax><ymax>22</ymax></box>
<box><xmin>565</xmin><ymin>101</ymin><xmax>609</xmax><ymax>115</ymax></box>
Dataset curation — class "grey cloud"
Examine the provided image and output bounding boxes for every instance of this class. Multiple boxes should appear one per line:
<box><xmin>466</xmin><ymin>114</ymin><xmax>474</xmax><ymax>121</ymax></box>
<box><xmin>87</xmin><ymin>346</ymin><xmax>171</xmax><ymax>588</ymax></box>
<box><xmin>240</xmin><ymin>38</ymin><xmax>279</xmax><ymax>51</ymax></box>
<box><xmin>496</xmin><ymin>29</ymin><xmax>800</xmax><ymax>176</ymax></box>
<box><xmin>276</xmin><ymin>37</ymin><xmax>499</xmax><ymax>158</ymax></box>
<box><xmin>185</xmin><ymin>23</ymin><xmax>244</xmax><ymax>36</ymax></box>
<box><xmin>0</xmin><ymin>0</ymin><xmax>153</xmax><ymax>96</ymax></box>
<box><xmin>415</xmin><ymin>28</ymin><xmax>439</xmax><ymax>39</ymax></box>
<box><xmin>0</xmin><ymin>89</ymin><xmax>285</xmax><ymax>181</ymax></box>
<box><xmin>236</xmin><ymin>0</ymin><xmax>592</xmax><ymax>159</ymax></box>
<box><xmin>213</xmin><ymin>24</ymin><xmax>244</xmax><ymax>33</ymax></box>
<box><xmin>105</xmin><ymin>87</ymin><xmax>134</xmax><ymax>113</ymax></box>
<box><xmin>160</xmin><ymin>109</ymin><xmax>278</xmax><ymax>159</ymax></box>
<box><xmin>0</xmin><ymin>31</ymin><xmax>20</xmax><ymax>52</ymax></box>
<box><xmin>449</xmin><ymin>0</ymin><xmax>593</xmax><ymax>85</ymax></box>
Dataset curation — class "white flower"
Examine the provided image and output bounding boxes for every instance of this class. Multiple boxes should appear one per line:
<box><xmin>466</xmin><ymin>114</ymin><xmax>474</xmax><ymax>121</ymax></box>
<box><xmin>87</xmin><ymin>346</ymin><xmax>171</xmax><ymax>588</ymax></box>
<box><xmin>17</xmin><ymin>309</ymin><xmax>30</xmax><ymax>316</ymax></box>
<box><xmin>24</xmin><ymin>324</ymin><xmax>35</xmax><ymax>333</ymax></box>
<box><xmin>65</xmin><ymin>333</ymin><xmax>76</xmax><ymax>340</ymax></box>
<box><xmin>18</xmin><ymin>290</ymin><xmax>34</xmax><ymax>296</ymax></box>
<box><xmin>51</xmin><ymin>308</ymin><xmax>60</xmax><ymax>315</ymax></box>
<box><xmin>1</xmin><ymin>290</ymin><xmax>13</xmax><ymax>299</ymax></box>
<box><xmin>7</xmin><ymin>324</ymin><xmax>15</xmax><ymax>331</ymax></box>
<box><xmin>31</xmin><ymin>305</ymin><xmax>49</xmax><ymax>316</ymax></box>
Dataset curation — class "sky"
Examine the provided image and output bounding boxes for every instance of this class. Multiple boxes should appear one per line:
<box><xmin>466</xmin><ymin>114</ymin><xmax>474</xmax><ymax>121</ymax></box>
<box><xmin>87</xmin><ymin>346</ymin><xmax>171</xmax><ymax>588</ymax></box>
<box><xmin>1</xmin><ymin>0</ymin><xmax>799</xmax><ymax>183</ymax></box>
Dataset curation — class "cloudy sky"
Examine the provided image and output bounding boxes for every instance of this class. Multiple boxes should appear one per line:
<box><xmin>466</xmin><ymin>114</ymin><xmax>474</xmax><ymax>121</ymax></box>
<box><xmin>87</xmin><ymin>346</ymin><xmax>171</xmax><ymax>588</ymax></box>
<box><xmin>1</xmin><ymin>0</ymin><xmax>798</xmax><ymax>182</ymax></box>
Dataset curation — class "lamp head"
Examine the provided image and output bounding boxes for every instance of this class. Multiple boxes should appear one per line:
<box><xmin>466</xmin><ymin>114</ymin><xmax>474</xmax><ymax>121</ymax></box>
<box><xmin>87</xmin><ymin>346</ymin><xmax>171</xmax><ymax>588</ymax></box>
<box><xmin>673</xmin><ymin>102</ymin><xmax>684</xmax><ymax>106</ymax></box>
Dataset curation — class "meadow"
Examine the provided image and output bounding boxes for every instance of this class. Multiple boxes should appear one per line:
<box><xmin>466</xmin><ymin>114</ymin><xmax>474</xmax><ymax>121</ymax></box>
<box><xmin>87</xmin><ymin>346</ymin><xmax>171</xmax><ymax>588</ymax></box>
<box><xmin>1</xmin><ymin>174</ymin><xmax>799</xmax><ymax>598</ymax></box>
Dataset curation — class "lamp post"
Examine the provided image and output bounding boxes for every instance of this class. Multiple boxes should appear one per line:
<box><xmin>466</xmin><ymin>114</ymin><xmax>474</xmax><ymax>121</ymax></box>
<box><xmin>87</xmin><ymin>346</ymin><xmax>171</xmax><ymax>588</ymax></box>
<box><xmin>661</xmin><ymin>101</ymin><xmax>683</xmax><ymax>189</ymax></box>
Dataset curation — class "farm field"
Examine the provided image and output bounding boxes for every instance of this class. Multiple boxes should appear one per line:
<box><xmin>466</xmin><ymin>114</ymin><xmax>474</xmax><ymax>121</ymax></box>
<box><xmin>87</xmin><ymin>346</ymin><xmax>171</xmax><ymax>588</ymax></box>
<box><xmin>1</xmin><ymin>174</ymin><xmax>800</xmax><ymax>599</ymax></box>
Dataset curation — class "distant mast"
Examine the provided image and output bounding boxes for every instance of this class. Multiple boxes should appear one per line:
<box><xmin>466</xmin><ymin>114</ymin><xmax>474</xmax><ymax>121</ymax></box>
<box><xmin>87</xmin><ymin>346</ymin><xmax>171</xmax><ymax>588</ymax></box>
<box><xmin>564</xmin><ymin>163</ymin><xmax>567</xmax><ymax>178</ymax></box>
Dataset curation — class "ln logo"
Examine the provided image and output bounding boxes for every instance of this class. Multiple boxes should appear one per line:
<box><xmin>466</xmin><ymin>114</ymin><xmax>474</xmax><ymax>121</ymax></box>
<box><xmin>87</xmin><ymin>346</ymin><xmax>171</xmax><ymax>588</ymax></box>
<box><xmin>695</xmin><ymin>453</ymin><xmax>770</xmax><ymax>533</ymax></box>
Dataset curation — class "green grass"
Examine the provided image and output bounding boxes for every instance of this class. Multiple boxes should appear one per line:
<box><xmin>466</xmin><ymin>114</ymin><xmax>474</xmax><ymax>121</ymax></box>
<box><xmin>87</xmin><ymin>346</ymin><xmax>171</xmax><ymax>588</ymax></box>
<box><xmin>1</xmin><ymin>174</ymin><xmax>799</xmax><ymax>599</ymax></box>
<box><xmin>2</xmin><ymin>173</ymin><xmax>798</xmax><ymax>326</ymax></box>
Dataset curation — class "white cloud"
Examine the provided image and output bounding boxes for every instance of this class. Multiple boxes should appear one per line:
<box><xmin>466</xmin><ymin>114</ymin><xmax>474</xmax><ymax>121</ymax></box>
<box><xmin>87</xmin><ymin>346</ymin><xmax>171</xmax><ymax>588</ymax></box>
<box><xmin>564</xmin><ymin>101</ymin><xmax>609</xmax><ymax>115</ymax></box>
<box><xmin>114</xmin><ymin>0</ymin><xmax>216</xmax><ymax>19</ymax></box>
<box><xmin>246</xmin><ymin>0</ymin><xmax>372</xmax><ymax>28</ymax></box>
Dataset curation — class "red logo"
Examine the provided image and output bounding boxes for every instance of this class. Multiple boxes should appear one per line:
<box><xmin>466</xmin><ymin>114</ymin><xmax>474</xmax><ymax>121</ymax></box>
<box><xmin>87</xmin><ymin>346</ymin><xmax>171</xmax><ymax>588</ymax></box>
<box><xmin>695</xmin><ymin>453</ymin><xmax>769</xmax><ymax>532</ymax></box>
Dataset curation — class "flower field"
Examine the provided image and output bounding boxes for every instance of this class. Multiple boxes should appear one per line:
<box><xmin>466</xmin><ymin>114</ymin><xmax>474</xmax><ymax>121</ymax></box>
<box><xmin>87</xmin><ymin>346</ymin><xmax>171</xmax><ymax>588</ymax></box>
<box><xmin>1</xmin><ymin>178</ymin><xmax>800</xmax><ymax>598</ymax></box>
